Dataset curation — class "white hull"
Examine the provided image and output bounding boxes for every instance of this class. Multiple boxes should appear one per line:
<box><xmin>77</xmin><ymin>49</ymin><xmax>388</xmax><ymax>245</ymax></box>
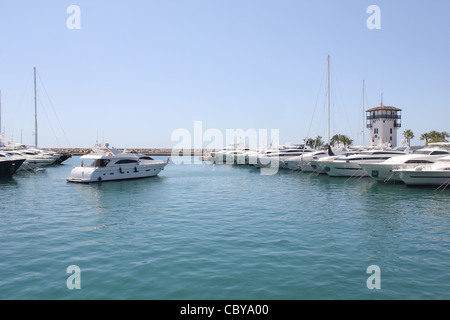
<box><xmin>358</xmin><ymin>163</ymin><xmax>405</xmax><ymax>182</ymax></box>
<box><xmin>19</xmin><ymin>157</ymin><xmax>58</xmax><ymax>170</ymax></box>
<box><xmin>395</xmin><ymin>170</ymin><xmax>450</xmax><ymax>186</ymax></box>
<box><xmin>282</xmin><ymin>151</ymin><xmax>330</xmax><ymax>171</ymax></box>
<box><xmin>310</xmin><ymin>156</ymin><xmax>340</xmax><ymax>174</ymax></box>
<box><xmin>299</xmin><ymin>163</ymin><xmax>316</xmax><ymax>172</ymax></box>
<box><xmin>358</xmin><ymin>150</ymin><xmax>449</xmax><ymax>183</ymax></box>
<box><xmin>326</xmin><ymin>162</ymin><xmax>369</xmax><ymax>177</ymax></box>
<box><xmin>280</xmin><ymin>159</ymin><xmax>299</xmax><ymax>170</ymax></box>
<box><xmin>67</xmin><ymin>162</ymin><xmax>167</xmax><ymax>183</ymax></box>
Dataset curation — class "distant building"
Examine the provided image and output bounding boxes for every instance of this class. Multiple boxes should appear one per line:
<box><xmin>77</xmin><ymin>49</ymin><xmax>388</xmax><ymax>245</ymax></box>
<box><xmin>366</xmin><ymin>104</ymin><xmax>402</xmax><ymax>148</ymax></box>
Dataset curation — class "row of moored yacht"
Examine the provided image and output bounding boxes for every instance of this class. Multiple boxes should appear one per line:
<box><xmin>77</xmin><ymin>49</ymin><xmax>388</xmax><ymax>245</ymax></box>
<box><xmin>0</xmin><ymin>142</ymin><xmax>72</xmax><ymax>178</ymax></box>
<box><xmin>207</xmin><ymin>142</ymin><xmax>450</xmax><ymax>187</ymax></box>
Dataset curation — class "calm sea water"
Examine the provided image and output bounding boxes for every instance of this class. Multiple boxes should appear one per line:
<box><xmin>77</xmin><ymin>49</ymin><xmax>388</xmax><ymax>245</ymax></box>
<box><xmin>0</xmin><ymin>156</ymin><xmax>449</xmax><ymax>300</ymax></box>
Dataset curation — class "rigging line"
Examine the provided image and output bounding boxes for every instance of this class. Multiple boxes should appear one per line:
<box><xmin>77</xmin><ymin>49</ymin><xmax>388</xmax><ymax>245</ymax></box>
<box><xmin>384</xmin><ymin>172</ymin><xmax>396</xmax><ymax>183</ymax></box>
<box><xmin>435</xmin><ymin>177</ymin><xmax>450</xmax><ymax>192</ymax></box>
<box><xmin>316</xmin><ymin>95</ymin><xmax>327</xmax><ymax>140</ymax></box>
<box><xmin>344</xmin><ymin>168</ymin><xmax>363</xmax><ymax>183</ymax></box>
<box><xmin>330</xmin><ymin>64</ymin><xmax>354</xmax><ymax>139</ymax></box>
<box><xmin>441</xmin><ymin>179</ymin><xmax>450</xmax><ymax>192</ymax></box>
<box><xmin>36</xmin><ymin>71</ymin><xmax>72</xmax><ymax>148</ymax></box>
<box><xmin>305</xmin><ymin>67</ymin><xmax>327</xmax><ymax>148</ymax></box>
<box><xmin>38</xmin><ymin>94</ymin><xmax>61</xmax><ymax>147</ymax></box>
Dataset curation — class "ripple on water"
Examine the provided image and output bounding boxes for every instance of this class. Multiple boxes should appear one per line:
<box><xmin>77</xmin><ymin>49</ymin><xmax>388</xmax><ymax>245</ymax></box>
<box><xmin>0</xmin><ymin>157</ymin><xmax>449</xmax><ymax>299</ymax></box>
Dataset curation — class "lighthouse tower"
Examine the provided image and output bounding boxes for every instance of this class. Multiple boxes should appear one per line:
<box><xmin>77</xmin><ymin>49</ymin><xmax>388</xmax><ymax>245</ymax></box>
<box><xmin>366</xmin><ymin>101</ymin><xmax>402</xmax><ymax>148</ymax></box>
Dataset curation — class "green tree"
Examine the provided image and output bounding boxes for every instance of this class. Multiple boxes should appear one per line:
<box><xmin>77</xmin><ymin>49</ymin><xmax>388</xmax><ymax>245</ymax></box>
<box><xmin>403</xmin><ymin>129</ymin><xmax>414</xmax><ymax>145</ymax></box>
<box><xmin>330</xmin><ymin>134</ymin><xmax>342</xmax><ymax>147</ymax></box>
<box><xmin>420</xmin><ymin>131</ymin><xmax>449</xmax><ymax>144</ymax></box>
<box><xmin>420</xmin><ymin>132</ymin><xmax>431</xmax><ymax>144</ymax></box>
<box><xmin>329</xmin><ymin>134</ymin><xmax>353</xmax><ymax>147</ymax></box>
<box><xmin>313</xmin><ymin>136</ymin><xmax>324</xmax><ymax>149</ymax></box>
<box><xmin>341</xmin><ymin>135</ymin><xmax>353</xmax><ymax>147</ymax></box>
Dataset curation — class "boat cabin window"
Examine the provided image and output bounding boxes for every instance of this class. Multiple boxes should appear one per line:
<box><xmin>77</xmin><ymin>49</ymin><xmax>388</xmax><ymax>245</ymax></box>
<box><xmin>405</xmin><ymin>160</ymin><xmax>434</xmax><ymax>164</ymax></box>
<box><xmin>430</xmin><ymin>151</ymin><xmax>449</xmax><ymax>155</ymax></box>
<box><xmin>115</xmin><ymin>159</ymin><xmax>138</xmax><ymax>164</ymax></box>
<box><xmin>139</xmin><ymin>156</ymin><xmax>154</xmax><ymax>160</ymax></box>
<box><xmin>91</xmin><ymin>159</ymin><xmax>110</xmax><ymax>167</ymax></box>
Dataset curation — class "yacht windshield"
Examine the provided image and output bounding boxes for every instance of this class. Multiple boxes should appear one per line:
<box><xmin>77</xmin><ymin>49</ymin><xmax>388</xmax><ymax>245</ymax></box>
<box><xmin>413</xmin><ymin>150</ymin><xmax>432</xmax><ymax>155</ymax></box>
<box><xmin>90</xmin><ymin>159</ymin><xmax>110</xmax><ymax>167</ymax></box>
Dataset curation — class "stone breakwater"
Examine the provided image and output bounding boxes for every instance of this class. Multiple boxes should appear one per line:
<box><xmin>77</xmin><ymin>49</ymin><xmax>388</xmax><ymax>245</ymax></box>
<box><xmin>43</xmin><ymin>148</ymin><xmax>211</xmax><ymax>156</ymax></box>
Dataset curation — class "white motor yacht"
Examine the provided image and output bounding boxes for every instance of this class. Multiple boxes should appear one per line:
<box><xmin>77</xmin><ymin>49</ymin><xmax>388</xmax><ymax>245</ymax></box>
<box><xmin>5</xmin><ymin>149</ymin><xmax>58</xmax><ymax>170</ymax></box>
<box><xmin>359</xmin><ymin>147</ymin><xmax>450</xmax><ymax>183</ymax></box>
<box><xmin>210</xmin><ymin>143</ymin><xmax>242</xmax><ymax>164</ymax></box>
<box><xmin>67</xmin><ymin>144</ymin><xmax>168</xmax><ymax>183</ymax></box>
<box><xmin>1</xmin><ymin>143</ymin><xmax>60</xmax><ymax>170</ymax></box>
<box><xmin>282</xmin><ymin>146</ymin><xmax>348</xmax><ymax>171</ymax></box>
<box><xmin>324</xmin><ymin>149</ymin><xmax>407</xmax><ymax>177</ymax></box>
<box><xmin>310</xmin><ymin>147</ymin><xmax>360</xmax><ymax>174</ymax></box>
<box><xmin>246</xmin><ymin>147</ymin><xmax>280</xmax><ymax>166</ymax></box>
<box><xmin>255</xmin><ymin>145</ymin><xmax>314</xmax><ymax>169</ymax></box>
<box><xmin>394</xmin><ymin>155</ymin><xmax>450</xmax><ymax>186</ymax></box>
<box><xmin>0</xmin><ymin>152</ymin><xmax>26</xmax><ymax>177</ymax></box>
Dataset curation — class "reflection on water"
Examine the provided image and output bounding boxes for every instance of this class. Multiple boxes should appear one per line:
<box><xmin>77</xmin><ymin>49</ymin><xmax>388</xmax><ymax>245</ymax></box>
<box><xmin>1</xmin><ymin>156</ymin><xmax>449</xmax><ymax>300</ymax></box>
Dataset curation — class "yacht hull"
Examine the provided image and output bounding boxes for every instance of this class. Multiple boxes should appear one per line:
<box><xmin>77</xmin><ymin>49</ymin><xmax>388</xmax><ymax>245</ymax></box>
<box><xmin>67</xmin><ymin>162</ymin><xmax>167</xmax><ymax>183</ymax></box>
<box><xmin>0</xmin><ymin>159</ymin><xmax>26</xmax><ymax>177</ymax></box>
<box><xmin>325</xmin><ymin>162</ymin><xmax>369</xmax><ymax>177</ymax></box>
<box><xmin>358</xmin><ymin>163</ymin><xmax>403</xmax><ymax>182</ymax></box>
<box><xmin>395</xmin><ymin>170</ymin><xmax>450</xmax><ymax>186</ymax></box>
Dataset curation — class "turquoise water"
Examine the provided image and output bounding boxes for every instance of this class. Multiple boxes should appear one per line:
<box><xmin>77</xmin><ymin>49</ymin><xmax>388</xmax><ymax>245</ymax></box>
<box><xmin>0</xmin><ymin>156</ymin><xmax>449</xmax><ymax>300</ymax></box>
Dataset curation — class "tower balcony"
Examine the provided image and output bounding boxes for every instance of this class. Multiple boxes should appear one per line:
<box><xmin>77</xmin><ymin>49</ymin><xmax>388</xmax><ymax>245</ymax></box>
<box><xmin>366</xmin><ymin>114</ymin><xmax>401</xmax><ymax>120</ymax></box>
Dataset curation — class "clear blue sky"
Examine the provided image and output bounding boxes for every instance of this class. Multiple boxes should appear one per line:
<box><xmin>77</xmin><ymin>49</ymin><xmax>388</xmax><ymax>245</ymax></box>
<box><xmin>0</xmin><ymin>0</ymin><xmax>449</xmax><ymax>148</ymax></box>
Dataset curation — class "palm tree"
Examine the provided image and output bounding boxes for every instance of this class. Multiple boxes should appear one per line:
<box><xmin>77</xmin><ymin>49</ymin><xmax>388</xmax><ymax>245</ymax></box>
<box><xmin>313</xmin><ymin>136</ymin><xmax>324</xmax><ymax>149</ymax></box>
<box><xmin>420</xmin><ymin>132</ymin><xmax>432</xmax><ymax>144</ymax></box>
<box><xmin>341</xmin><ymin>135</ymin><xmax>353</xmax><ymax>147</ymax></box>
<box><xmin>330</xmin><ymin>134</ymin><xmax>342</xmax><ymax>146</ymax></box>
<box><xmin>428</xmin><ymin>131</ymin><xmax>449</xmax><ymax>143</ymax></box>
<box><xmin>403</xmin><ymin>129</ymin><xmax>414</xmax><ymax>146</ymax></box>
<box><xmin>420</xmin><ymin>131</ymin><xmax>449</xmax><ymax>144</ymax></box>
<box><xmin>329</xmin><ymin>134</ymin><xmax>353</xmax><ymax>147</ymax></box>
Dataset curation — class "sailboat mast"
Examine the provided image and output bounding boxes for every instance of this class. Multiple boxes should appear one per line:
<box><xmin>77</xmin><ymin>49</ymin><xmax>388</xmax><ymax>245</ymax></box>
<box><xmin>327</xmin><ymin>55</ymin><xmax>331</xmax><ymax>144</ymax></box>
<box><xmin>34</xmin><ymin>67</ymin><xmax>38</xmax><ymax>148</ymax></box>
<box><xmin>362</xmin><ymin>80</ymin><xmax>365</xmax><ymax>146</ymax></box>
<box><xmin>0</xmin><ymin>90</ymin><xmax>2</xmax><ymax>136</ymax></box>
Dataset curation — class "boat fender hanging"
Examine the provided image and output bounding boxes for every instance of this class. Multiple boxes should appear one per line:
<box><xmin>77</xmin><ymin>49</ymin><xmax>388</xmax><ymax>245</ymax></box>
<box><xmin>119</xmin><ymin>167</ymin><xmax>123</xmax><ymax>174</ymax></box>
<box><xmin>134</xmin><ymin>167</ymin><xmax>138</xmax><ymax>172</ymax></box>
<box><xmin>98</xmin><ymin>176</ymin><xmax>102</xmax><ymax>181</ymax></box>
